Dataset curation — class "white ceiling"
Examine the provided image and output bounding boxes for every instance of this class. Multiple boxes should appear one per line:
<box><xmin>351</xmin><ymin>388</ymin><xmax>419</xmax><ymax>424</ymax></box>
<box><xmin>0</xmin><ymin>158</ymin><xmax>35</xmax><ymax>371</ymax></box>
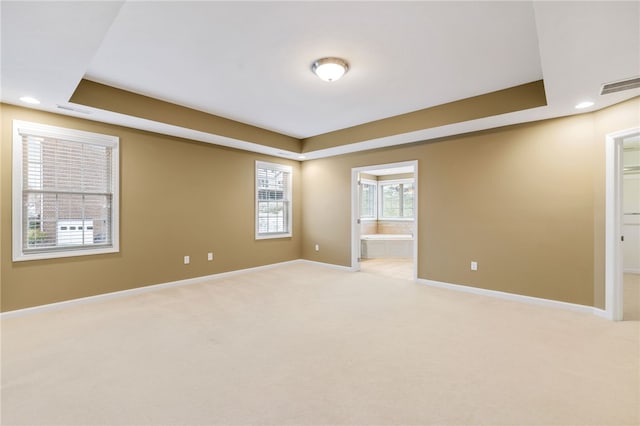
<box><xmin>2</xmin><ymin>1</ymin><xmax>639</xmax><ymax>160</ymax></box>
<box><xmin>84</xmin><ymin>1</ymin><xmax>543</xmax><ymax>138</ymax></box>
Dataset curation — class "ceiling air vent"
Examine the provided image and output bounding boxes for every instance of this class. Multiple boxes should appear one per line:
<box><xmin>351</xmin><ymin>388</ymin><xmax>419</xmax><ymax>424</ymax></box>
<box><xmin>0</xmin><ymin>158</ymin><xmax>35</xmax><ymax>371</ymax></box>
<box><xmin>56</xmin><ymin>104</ymin><xmax>91</xmax><ymax>114</ymax></box>
<box><xmin>600</xmin><ymin>76</ymin><xmax>640</xmax><ymax>95</ymax></box>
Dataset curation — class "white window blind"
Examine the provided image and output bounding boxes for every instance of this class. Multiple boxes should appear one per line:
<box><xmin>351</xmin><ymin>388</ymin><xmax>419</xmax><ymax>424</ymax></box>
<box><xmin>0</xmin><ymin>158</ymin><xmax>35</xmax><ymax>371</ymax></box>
<box><xmin>256</xmin><ymin>161</ymin><xmax>292</xmax><ymax>239</ymax></box>
<box><xmin>13</xmin><ymin>120</ymin><xmax>119</xmax><ymax>261</ymax></box>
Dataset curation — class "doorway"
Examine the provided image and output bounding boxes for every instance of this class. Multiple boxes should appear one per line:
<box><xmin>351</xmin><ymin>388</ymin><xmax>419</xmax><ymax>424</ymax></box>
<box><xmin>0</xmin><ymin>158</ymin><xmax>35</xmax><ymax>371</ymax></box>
<box><xmin>351</xmin><ymin>160</ymin><xmax>418</xmax><ymax>280</ymax></box>
<box><xmin>605</xmin><ymin>128</ymin><xmax>640</xmax><ymax>320</ymax></box>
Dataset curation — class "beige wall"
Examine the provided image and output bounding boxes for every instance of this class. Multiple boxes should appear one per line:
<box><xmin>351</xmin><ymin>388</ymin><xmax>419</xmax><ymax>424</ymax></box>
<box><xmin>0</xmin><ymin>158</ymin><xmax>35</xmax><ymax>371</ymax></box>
<box><xmin>302</xmin><ymin>80</ymin><xmax>547</xmax><ymax>151</ymax></box>
<box><xmin>302</xmin><ymin>97</ymin><xmax>640</xmax><ymax>308</ymax></box>
<box><xmin>71</xmin><ymin>80</ymin><xmax>300</xmax><ymax>153</ymax></box>
<box><xmin>2</xmin><ymin>98</ymin><xmax>639</xmax><ymax>312</ymax></box>
<box><xmin>1</xmin><ymin>104</ymin><xmax>302</xmax><ymax>312</ymax></box>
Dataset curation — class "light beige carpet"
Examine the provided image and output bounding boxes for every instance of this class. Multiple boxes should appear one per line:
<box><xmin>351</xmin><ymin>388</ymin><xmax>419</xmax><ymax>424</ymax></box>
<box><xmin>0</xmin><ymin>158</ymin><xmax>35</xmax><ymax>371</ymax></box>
<box><xmin>1</xmin><ymin>262</ymin><xmax>639</xmax><ymax>425</ymax></box>
<box><xmin>625</xmin><ymin>273</ymin><xmax>640</xmax><ymax>321</ymax></box>
<box><xmin>360</xmin><ymin>258</ymin><xmax>414</xmax><ymax>281</ymax></box>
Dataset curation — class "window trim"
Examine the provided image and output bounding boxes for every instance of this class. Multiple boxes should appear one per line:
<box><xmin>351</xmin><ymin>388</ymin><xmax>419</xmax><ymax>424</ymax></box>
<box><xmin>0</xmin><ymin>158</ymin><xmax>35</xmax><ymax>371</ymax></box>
<box><xmin>378</xmin><ymin>178</ymin><xmax>415</xmax><ymax>221</ymax></box>
<box><xmin>255</xmin><ymin>160</ymin><xmax>292</xmax><ymax>240</ymax></box>
<box><xmin>12</xmin><ymin>120</ymin><xmax>120</xmax><ymax>262</ymax></box>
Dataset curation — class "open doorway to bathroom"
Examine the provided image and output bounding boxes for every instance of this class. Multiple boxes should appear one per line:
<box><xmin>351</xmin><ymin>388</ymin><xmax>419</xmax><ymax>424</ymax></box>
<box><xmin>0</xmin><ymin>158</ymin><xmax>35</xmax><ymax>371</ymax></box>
<box><xmin>622</xmin><ymin>133</ymin><xmax>640</xmax><ymax>320</ymax></box>
<box><xmin>351</xmin><ymin>161</ymin><xmax>418</xmax><ymax>280</ymax></box>
<box><xmin>606</xmin><ymin>128</ymin><xmax>640</xmax><ymax>320</ymax></box>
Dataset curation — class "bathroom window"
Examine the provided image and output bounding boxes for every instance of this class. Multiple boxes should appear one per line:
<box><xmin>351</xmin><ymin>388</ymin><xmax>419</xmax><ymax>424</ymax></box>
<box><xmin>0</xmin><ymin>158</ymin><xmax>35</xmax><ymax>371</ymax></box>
<box><xmin>360</xmin><ymin>179</ymin><xmax>377</xmax><ymax>219</ymax></box>
<box><xmin>379</xmin><ymin>180</ymin><xmax>414</xmax><ymax>219</ymax></box>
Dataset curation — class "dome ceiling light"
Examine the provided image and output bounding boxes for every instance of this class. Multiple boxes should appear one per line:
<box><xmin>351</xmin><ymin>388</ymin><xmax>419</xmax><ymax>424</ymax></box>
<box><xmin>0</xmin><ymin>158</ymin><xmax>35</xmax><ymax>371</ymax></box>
<box><xmin>311</xmin><ymin>57</ymin><xmax>349</xmax><ymax>82</ymax></box>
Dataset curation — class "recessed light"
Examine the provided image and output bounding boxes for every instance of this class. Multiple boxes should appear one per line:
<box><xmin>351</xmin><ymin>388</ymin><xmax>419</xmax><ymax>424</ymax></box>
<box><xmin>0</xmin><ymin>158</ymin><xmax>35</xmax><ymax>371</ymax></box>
<box><xmin>311</xmin><ymin>57</ymin><xmax>349</xmax><ymax>82</ymax></box>
<box><xmin>19</xmin><ymin>96</ymin><xmax>40</xmax><ymax>105</ymax></box>
<box><xmin>575</xmin><ymin>101</ymin><xmax>594</xmax><ymax>109</ymax></box>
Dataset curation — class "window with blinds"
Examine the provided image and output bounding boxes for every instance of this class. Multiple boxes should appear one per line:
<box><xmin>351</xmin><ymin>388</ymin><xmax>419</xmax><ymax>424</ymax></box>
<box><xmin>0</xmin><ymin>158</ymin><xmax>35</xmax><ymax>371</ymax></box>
<box><xmin>255</xmin><ymin>161</ymin><xmax>292</xmax><ymax>239</ymax></box>
<box><xmin>12</xmin><ymin>120</ymin><xmax>119</xmax><ymax>261</ymax></box>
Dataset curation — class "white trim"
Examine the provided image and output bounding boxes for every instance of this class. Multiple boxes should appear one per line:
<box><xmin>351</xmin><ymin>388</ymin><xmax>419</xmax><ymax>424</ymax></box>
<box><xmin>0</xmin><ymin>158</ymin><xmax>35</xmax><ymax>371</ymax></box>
<box><xmin>14</xmin><ymin>120</ymin><xmax>118</xmax><ymax>148</ymax></box>
<box><xmin>624</xmin><ymin>268</ymin><xmax>640</xmax><ymax>274</ymax></box>
<box><xmin>0</xmin><ymin>260</ymin><xmax>302</xmax><ymax>319</ymax></box>
<box><xmin>351</xmin><ymin>160</ymin><xmax>418</xmax><ymax>280</ymax></box>
<box><xmin>351</xmin><ymin>169</ymin><xmax>361</xmax><ymax>270</ymax></box>
<box><xmin>417</xmin><ymin>278</ymin><xmax>602</xmax><ymax>316</ymax></box>
<box><xmin>605</xmin><ymin>127</ymin><xmax>639</xmax><ymax>321</ymax></box>
<box><xmin>592</xmin><ymin>308</ymin><xmax>610</xmax><ymax>319</ymax></box>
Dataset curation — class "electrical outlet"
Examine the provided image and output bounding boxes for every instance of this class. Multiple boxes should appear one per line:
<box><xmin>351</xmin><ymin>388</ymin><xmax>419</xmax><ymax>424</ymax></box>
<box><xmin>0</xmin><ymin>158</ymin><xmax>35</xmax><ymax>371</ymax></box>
<box><xmin>315</xmin><ymin>244</ymin><xmax>320</xmax><ymax>252</ymax></box>
<box><xmin>184</xmin><ymin>255</ymin><xmax>190</xmax><ymax>265</ymax></box>
<box><xmin>207</xmin><ymin>252</ymin><xmax>214</xmax><ymax>261</ymax></box>
<box><xmin>470</xmin><ymin>261</ymin><xmax>478</xmax><ymax>271</ymax></box>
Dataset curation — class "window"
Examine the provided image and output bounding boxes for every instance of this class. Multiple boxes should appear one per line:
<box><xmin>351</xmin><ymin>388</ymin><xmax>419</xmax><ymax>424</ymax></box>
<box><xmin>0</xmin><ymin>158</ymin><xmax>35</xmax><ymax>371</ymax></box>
<box><xmin>256</xmin><ymin>161</ymin><xmax>292</xmax><ymax>239</ymax></box>
<box><xmin>360</xmin><ymin>179</ymin><xmax>377</xmax><ymax>219</ymax></box>
<box><xmin>379</xmin><ymin>180</ymin><xmax>414</xmax><ymax>219</ymax></box>
<box><xmin>13</xmin><ymin>120</ymin><xmax>119</xmax><ymax>261</ymax></box>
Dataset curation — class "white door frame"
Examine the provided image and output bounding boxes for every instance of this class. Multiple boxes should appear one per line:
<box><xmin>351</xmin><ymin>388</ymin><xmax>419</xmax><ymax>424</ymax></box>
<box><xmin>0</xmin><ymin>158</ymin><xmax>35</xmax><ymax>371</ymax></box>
<box><xmin>605</xmin><ymin>127</ymin><xmax>639</xmax><ymax>320</ymax></box>
<box><xmin>351</xmin><ymin>160</ymin><xmax>419</xmax><ymax>280</ymax></box>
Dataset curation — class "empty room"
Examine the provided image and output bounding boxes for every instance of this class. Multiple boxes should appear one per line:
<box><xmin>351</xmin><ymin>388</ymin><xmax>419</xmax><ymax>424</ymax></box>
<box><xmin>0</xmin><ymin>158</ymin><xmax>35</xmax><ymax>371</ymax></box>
<box><xmin>1</xmin><ymin>1</ymin><xmax>639</xmax><ymax>425</ymax></box>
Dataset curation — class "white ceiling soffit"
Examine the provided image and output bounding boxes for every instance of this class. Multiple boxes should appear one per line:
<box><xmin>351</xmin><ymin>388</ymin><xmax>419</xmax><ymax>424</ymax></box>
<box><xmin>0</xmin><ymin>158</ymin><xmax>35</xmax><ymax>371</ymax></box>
<box><xmin>364</xmin><ymin>166</ymin><xmax>415</xmax><ymax>177</ymax></box>
<box><xmin>0</xmin><ymin>1</ymin><xmax>125</xmax><ymax>108</ymax></box>
<box><xmin>1</xmin><ymin>1</ymin><xmax>639</xmax><ymax>161</ymax></box>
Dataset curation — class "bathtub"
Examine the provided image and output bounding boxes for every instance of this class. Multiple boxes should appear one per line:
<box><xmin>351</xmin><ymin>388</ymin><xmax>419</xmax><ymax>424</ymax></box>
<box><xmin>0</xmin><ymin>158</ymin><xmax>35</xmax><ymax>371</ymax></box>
<box><xmin>360</xmin><ymin>234</ymin><xmax>414</xmax><ymax>259</ymax></box>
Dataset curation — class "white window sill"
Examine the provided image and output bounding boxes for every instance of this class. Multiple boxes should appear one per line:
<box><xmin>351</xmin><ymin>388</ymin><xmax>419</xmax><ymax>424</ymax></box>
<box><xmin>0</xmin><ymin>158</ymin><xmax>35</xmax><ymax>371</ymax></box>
<box><xmin>256</xmin><ymin>233</ymin><xmax>292</xmax><ymax>240</ymax></box>
<box><xmin>13</xmin><ymin>246</ymin><xmax>119</xmax><ymax>262</ymax></box>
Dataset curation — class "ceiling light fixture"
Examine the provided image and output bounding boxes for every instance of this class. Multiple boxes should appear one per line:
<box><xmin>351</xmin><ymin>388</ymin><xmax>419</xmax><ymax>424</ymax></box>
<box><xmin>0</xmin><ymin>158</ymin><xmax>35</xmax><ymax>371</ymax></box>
<box><xmin>19</xmin><ymin>96</ymin><xmax>40</xmax><ymax>105</ymax></box>
<box><xmin>575</xmin><ymin>101</ymin><xmax>594</xmax><ymax>109</ymax></box>
<box><xmin>311</xmin><ymin>57</ymin><xmax>349</xmax><ymax>82</ymax></box>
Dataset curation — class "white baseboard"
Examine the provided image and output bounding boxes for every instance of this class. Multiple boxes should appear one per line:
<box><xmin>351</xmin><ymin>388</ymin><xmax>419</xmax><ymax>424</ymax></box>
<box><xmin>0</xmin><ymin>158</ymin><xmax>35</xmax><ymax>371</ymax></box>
<box><xmin>1</xmin><ymin>259</ymin><xmax>301</xmax><ymax>319</ymax></box>
<box><xmin>1</xmin><ymin>260</ymin><xmax>607</xmax><ymax>320</ymax></box>
<box><xmin>592</xmin><ymin>308</ymin><xmax>611</xmax><ymax>319</ymax></box>
<box><xmin>417</xmin><ymin>278</ymin><xmax>601</xmax><ymax>317</ymax></box>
